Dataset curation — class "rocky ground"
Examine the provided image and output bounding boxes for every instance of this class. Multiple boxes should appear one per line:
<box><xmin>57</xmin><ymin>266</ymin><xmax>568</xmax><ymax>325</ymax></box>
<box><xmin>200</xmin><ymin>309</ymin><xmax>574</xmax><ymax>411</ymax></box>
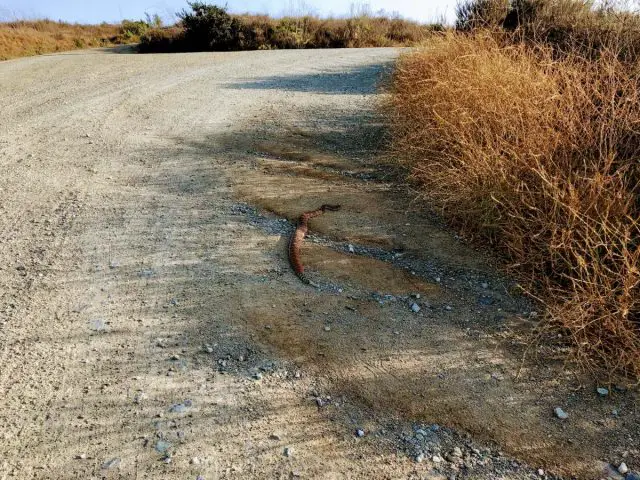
<box><xmin>0</xmin><ymin>47</ymin><xmax>638</xmax><ymax>479</ymax></box>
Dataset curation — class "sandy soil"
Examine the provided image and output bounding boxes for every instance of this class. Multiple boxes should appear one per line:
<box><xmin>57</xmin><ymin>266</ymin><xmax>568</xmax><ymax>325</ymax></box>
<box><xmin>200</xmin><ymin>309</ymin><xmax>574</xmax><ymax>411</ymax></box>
<box><xmin>0</xmin><ymin>47</ymin><xmax>638</xmax><ymax>480</ymax></box>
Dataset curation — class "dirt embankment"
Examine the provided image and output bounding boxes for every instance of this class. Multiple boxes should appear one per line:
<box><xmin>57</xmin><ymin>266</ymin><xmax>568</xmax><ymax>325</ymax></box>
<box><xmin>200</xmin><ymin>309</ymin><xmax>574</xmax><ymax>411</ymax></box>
<box><xmin>0</xmin><ymin>47</ymin><xmax>637</xmax><ymax>479</ymax></box>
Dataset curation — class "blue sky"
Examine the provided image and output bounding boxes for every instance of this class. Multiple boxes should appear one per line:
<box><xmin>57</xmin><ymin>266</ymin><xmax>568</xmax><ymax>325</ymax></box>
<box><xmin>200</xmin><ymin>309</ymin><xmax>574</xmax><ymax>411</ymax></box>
<box><xmin>0</xmin><ymin>1</ymin><xmax>456</xmax><ymax>24</ymax></box>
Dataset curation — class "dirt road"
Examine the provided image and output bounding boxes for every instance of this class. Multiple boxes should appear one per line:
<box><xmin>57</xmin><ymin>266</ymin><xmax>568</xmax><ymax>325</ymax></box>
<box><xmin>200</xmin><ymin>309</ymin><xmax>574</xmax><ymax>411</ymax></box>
<box><xmin>0</xmin><ymin>47</ymin><xmax>638</xmax><ymax>479</ymax></box>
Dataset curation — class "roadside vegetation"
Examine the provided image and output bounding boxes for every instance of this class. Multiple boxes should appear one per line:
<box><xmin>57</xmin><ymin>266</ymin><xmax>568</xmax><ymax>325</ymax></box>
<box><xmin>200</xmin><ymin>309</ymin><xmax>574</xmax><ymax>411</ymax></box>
<box><xmin>389</xmin><ymin>0</ymin><xmax>640</xmax><ymax>380</ymax></box>
<box><xmin>139</xmin><ymin>2</ymin><xmax>440</xmax><ymax>52</ymax></box>
<box><xmin>0</xmin><ymin>17</ymin><xmax>161</xmax><ymax>61</ymax></box>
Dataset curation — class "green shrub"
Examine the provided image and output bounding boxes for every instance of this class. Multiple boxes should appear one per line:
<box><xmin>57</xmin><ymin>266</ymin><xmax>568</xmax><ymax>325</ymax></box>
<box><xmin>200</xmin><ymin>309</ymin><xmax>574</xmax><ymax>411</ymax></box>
<box><xmin>179</xmin><ymin>2</ymin><xmax>242</xmax><ymax>51</ymax></box>
<box><xmin>120</xmin><ymin>20</ymin><xmax>149</xmax><ymax>39</ymax></box>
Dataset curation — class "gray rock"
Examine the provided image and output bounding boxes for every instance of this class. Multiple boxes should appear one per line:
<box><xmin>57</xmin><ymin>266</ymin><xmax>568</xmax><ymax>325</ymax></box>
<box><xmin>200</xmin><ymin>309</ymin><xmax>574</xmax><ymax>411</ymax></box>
<box><xmin>554</xmin><ymin>407</ymin><xmax>568</xmax><ymax>420</ymax></box>
<box><xmin>481</xmin><ymin>282</ymin><xmax>489</xmax><ymax>289</ymax></box>
<box><xmin>618</xmin><ymin>462</ymin><xmax>629</xmax><ymax>474</ymax></box>
<box><xmin>284</xmin><ymin>447</ymin><xmax>293</xmax><ymax>457</ymax></box>
<box><xmin>432</xmin><ymin>454</ymin><xmax>443</xmax><ymax>463</ymax></box>
<box><xmin>253</xmin><ymin>372</ymin><xmax>263</xmax><ymax>380</ymax></box>
<box><xmin>626</xmin><ymin>472</ymin><xmax>640</xmax><ymax>480</ymax></box>
<box><xmin>356</xmin><ymin>429</ymin><xmax>365</xmax><ymax>437</ymax></box>
<box><xmin>154</xmin><ymin>440</ymin><xmax>171</xmax><ymax>454</ymax></box>
<box><xmin>133</xmin><ymin>392</ymin><xmax>147</xmax><ymax>404</ymax></box>
<box><xmin>416</xmin><ymin>453</ymin><xmax>425</xmax><ymax>463</ymax></box>
<box><xmin>411</xmin><ymin>303</ymin><xmax>421</xmax><ymax>313</ymax></box>
<box><xmin>88</xmin><ymin>318</ymin><xmax>106</xmax><ymax>332</ymax></box>
<box><xmin>451</xmin><ymin>447</ymin><xmax>463</xmax><ymax>458</ymax></box>
<box><xmin>348</xmin><ymin>244</ymin><xmax>355</xmax><ymax>253</ymax></box>
<box><xmin>597</xmin><ymin>387</ymin><xmax>609</xmax><ymax>397</ymax></box>
<box><xmin>537</xmin><ymin>468</ymin><xmax>544</xmax><ymax>476</ymax></box>
<box><xmin>190</xmin><ymin>457</ymin><xmax>201</xmax><ymax>465</ymax></box>
<box><xmin>101</xmin><ymin>457</ymin><xmax>121</xmax><ymax>469</ymax></box>
<box><xmin>169</xmin><ymin>403</ymin><xmax>189</xmax><ymax>413</ymax></box>
<box><xmin>75</xmin><ymin>453</ymin><xmax>87</xmax><ymax>460</ymax></box>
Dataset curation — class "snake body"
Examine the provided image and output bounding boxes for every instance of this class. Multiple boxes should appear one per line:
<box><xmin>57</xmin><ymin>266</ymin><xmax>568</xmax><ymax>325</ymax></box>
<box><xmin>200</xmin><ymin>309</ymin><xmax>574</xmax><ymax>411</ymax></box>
<box><xmin>289</xmin><ymin>204</ymin><xmax>341</xmax><ymax>285</ymax></box>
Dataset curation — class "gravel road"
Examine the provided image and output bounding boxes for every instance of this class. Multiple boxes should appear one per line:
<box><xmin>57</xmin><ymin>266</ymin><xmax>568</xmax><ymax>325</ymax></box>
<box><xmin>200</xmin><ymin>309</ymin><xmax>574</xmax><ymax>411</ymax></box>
<box><xmin>0</xmin><ymin>47</ymin><xmax>638</xmax><ymax>479</ymax></box>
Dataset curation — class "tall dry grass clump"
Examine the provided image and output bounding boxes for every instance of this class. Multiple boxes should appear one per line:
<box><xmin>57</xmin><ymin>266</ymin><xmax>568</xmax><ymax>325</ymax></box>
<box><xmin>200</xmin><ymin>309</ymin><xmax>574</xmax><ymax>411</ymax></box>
<box><xmin>0</xmin><ymin>20</ymin><xmax>141</xmax><ymax>61</ymax></box>
<box><xmin>139</xmin><ymin>3</ymin><xmax>441</xmax><ymax>53</ymax></box>
<box><xmin>389</xmin><ymin>32</ymin><xmax>640</xmax><ymax>380</ymax></box>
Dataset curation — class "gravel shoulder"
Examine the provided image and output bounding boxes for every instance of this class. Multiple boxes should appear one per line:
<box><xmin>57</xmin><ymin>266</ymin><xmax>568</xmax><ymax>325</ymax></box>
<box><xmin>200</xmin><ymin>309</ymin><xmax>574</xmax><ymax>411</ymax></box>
<box><xmin>0</xmin><ymin>47</ymin><xmax>638</xmax><ymax>479</ymax></box>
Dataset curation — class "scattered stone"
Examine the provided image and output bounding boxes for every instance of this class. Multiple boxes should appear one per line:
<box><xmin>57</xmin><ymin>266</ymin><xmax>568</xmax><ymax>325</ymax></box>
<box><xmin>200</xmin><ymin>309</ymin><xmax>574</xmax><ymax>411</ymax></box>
<box><xmin>269</xmin><ymin>433</ymin><xmax>281</xmax><ymax>441</ymax></box>
<box><xmin>253</xmin><ymin>372</ymin><xmax>263</xmax><ymax>381</ymax></box>
<box><xmin>324</xmin><ymin>326</ymin><xmax>331</xmax><ymax>332</ymax></box>
<box><xmin>163</xmin><ymin>456</ymin><xmax>172</xmax><ymax>464</ymax></box>
<box><xmin>101</xmin><ymin>457</ymin><xmax>121</xmax><ymax>469</ymax></box>
<box><xmin>109</xmin><ymin>261</ymin><xmax>120</xmax><ymax>269</ymax></box>
<box><xmin>170</xmin><ymin>354</ymin><xmax>180</xmax><ymax>361</ymax></box>
<box><xmin>445</xmin><ymin>305</ymin><xmax>452</xmax><ymax>311</ymax></box>
<box><xmin>537</xmin><ymin>468</ymin><xmax>544</xmax><ymax>476</ymax></box>
<box><xmin>412</xmin><ymin>293</ymin><xmax>421</xmax><ymax>299</ymax></box>
<box><xmin>411</xmin><ymin>303</ymin><xmax>421</xmax><ymax>313</ymax></box>
<box><xmin>133</xmin><ymin>392</ymin><xmax>147</xmax><ymax>404</ymax></box>
<box><xmin>432</xmin><ymin>454</ymin><xmax>443</xmax><ymax>463</ymax></box>
<box><xmin>416</xmin><ymin>453</ymin><xmax>425</xmax><ymax>463</ymax></box>
<box><xmin>451</xmin><ymin>447</ymin><xmax>463</xmax><ymax>458</ymax></box>
<box><xmin>284</xmin><ymin>447</ymin><xmax>293</xmax><ymax>457</ymax></box>
<box><xmin>481</xmin><ymin>282</ymin><xmax>489</xmax><ymax>289</ymax></box>
<box><xmin>554</xmin><ymin>407</ymin><xmax>568</xmax><ymax>420</ymax></box>
<box><xmin>169</xmin><ymin>403</ymin><xmax>189</xmax><ymax>413</ymax></box>
<box><xmin>491</xmin><ymin>372</ymin><xmax>504</xmax><ymax>381</ymax></box>
<box><xmin>348</xmin><ymin>244</ymin><xmax>355</xmax><ymax>253</ymax></box>
<box><xmin>618</xmin><ymin>463</ymin><xmax>629</xmax><ymax>474</ymax></box>
<box><xmin>75</xmin><ymin>453</ymin><xmax>87</xmax><ymax>460</ymax></box>
<box><xmin>154</xmin><ymin>440</ymin><xmax>171</xmax><ymax>454</ymax></box>
<box><xmin>596</xmin><ymin>387</ymin><xmax>609</xmax><ymax>397</ymax></box>
<box><xmin>356</xmin><ymin>429</ymin><xmax>365</xmax><ymax>437</ymax></box>
<box><xmin>197</xmin><ymin>476</ymin><xmax>205</xmax><ymax>480</ymax></box>
<box><xmin>626</xmin><ymin>472</ymin><xmax>640</xmax><ymax>480</ymax></box>
<box><xmin>478</xmin><ymin>295</ymin><xmax>495</xmax><ymax>306</ymax></box>
<box><xmin>435</xmin><ymin>277</ymin><xmax>441</xmax><ymax>283</ymax></box>
<box><xmin>315</xmin><ymin>397</ymin><xmax>324</xmax><ymax>407</ymax></box>
<box><xmin>88</xmin><ymin>318</ymin><xmax>106</xmax><ymax>332</ymax></box>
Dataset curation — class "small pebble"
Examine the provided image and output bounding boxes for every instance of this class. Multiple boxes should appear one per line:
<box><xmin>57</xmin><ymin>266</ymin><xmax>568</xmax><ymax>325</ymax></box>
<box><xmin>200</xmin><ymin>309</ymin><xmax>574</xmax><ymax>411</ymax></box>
<box><xmin>619</xmin><ymin>463</ymin><xmax>629</xmax><ymax>474</ymax></box>
<box><xmin>190</xmin><ymin>457</ymin><xmax>201</xmax><ymax>465</ymax></box>
<box><xmin>324</xmin><ymin>326</ymin><xmax>331</xmax><ymax>332</ymax></box>
<box><xmin>452</xmin><ymin>447</ymin><xmax>463</xmax><ymax>457</ymax></box>
<box><xmin>356</xmin><ymin>429</ymin><xmax>365</xmax><ymax>437</ymax></box>
<box><xmin>537</xmin><ymin>468</ymin><xmax>544</xmax><ymax>476</ymax></box>
<box><xmin>432</xmin><ymin>455</ymin><xmax>443</xmax><ymax>463</ymax></box>
<box><xmin>348</xmin><ymin>244</ymin><xmax>355</xmax><ymax>253</ymax></box>
<box><xmin>75</xmin><ymin>453</ymin><xmax>87</xmax><ymax>460</ymax></box>
<box><xmin>411</xmin><ymin>303</ymin><xmax>421</xmax><ymax>313</ymax></box>
<box><xmin>481</xmin><ymin>282</ymin><xmax>489</xmax><ymax>289</ymax></box>
<box><xmin>101</xmin><ymin>457</ymin><xmax>121</xmax><ymax>469</ymax></box>
<box><xmin>445</xmin><ymin>305</ymin><xmax>452</xmax><ymax>311</ymax></box>
<box><xmin>554</xmin><ymin>407</ymin><xmax>568</xmax><ymax>420</ymax></box>
<box><xmin>596</xmin><ymin>387</ymin><xmax>609</xmax><ymax>396</ymax></box>
<box><xmin>416</xmin><ymin>453</ymin><xmax>425</xmax><ymax>463</ymax></box>
<box><xmin>253</xmin><ymin>372</ymin><xmax>263</xmax><ymax>380</ymax></box>
<box><xmin>284</xmin><ymin>447</ymin><xmax>293</xmax><ymax>457</ymax></box>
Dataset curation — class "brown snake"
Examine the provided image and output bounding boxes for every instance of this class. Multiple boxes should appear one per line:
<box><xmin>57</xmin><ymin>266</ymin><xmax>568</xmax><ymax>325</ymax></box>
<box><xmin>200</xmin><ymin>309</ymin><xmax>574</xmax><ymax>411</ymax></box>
<box><xmin>289</xmin><ymin>204</ymin><xmax>341</xmax><ymax>285</ymax></box>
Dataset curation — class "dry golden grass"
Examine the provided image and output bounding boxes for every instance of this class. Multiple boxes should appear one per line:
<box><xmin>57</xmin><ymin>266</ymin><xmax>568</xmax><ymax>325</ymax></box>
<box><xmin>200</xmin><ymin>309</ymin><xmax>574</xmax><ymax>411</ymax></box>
<box><xmin>388</xmin><ymin>32</ymin><xmax>640</xmax><ymax>380</ymax></box>
<box><xmin>139</xmin><ymin>10</ymin><xmax>442</xmax><ymax>53</ymax></box>
<box><xmin>0</xmin><ymin>20</ymin><xmax>134</xmax><ymax>61</ymax></box>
